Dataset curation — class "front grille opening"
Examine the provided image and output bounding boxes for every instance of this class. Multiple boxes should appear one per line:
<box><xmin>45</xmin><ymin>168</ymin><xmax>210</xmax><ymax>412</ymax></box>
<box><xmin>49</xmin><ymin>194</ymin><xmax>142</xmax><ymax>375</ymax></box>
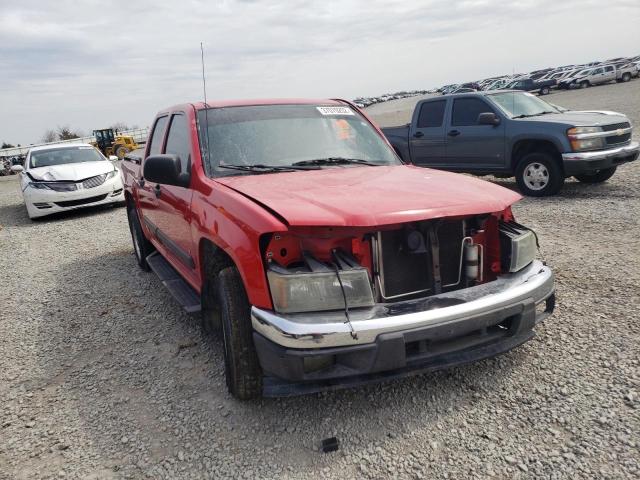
<box><xmin>376</xmin><ymin>219</ymin><xmax>467</xmax><ymax>301</ymax></box>
<box><xmin>54</xmin><ymin>194</ymin><xmax>108</xmax><ymax>208</ymax></box>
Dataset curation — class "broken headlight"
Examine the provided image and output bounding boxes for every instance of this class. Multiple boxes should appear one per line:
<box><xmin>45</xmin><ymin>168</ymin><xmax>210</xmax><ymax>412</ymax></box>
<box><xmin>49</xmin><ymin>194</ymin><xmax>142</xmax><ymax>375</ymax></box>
<box><xmin>499</xmin><ymin>221</ymin><xmax>537</xmax><ymax>272</ymax></box>
<box><xmin>267</xmin><ymin>251</ymin><xmax>374</xmax><ymax>314</ymax></box>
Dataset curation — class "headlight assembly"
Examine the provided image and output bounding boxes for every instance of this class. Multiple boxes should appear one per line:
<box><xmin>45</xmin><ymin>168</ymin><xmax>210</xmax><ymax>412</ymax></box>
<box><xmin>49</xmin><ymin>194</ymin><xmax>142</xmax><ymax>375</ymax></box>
<box><xmin>567</xmin><ymin>126</ymin><xmax>605</xmax><ymax>151</ymax></box>
<box><xmin>106</xmin><ymin>169</ymin><xmax>118</xmax><ymax>179</ymax></box>
<box><xmin>499</xmin><ymin>221</ymin><xmax>537</xmax><ymax>273</ymax></box>
<box><xmin>267</xmin><ymin>251</ymin><xmax>374</xmax><ymax>314</ymax></box>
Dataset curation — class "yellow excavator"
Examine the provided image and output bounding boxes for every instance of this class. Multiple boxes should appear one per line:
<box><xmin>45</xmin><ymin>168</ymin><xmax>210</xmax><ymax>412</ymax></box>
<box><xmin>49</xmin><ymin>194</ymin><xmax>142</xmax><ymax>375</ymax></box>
<box><xmin>92</xmin><ymin>129</ymin><xmax>139</xmax><ymax>159</ymax></box>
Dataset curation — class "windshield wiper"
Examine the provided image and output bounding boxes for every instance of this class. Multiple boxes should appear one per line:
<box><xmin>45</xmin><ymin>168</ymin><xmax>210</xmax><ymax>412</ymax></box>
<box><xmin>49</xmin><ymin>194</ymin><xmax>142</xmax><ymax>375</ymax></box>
<box><xmin>513</xmin><ymin>111</ymin><xmax>557</xmax><ymax>119</ymax></box>
<box><xmin>218</xmin><ymin>163</ymin><xmax>318</xmax><ymax>173</ymax></box>
<box><xmin>291</xmin><ymin>157</ymin><xmax>380</xmax><ymax>167</ymax></box>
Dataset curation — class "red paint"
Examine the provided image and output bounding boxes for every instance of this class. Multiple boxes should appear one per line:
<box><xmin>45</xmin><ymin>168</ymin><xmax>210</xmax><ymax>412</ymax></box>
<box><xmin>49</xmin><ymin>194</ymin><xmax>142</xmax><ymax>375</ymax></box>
<box><xmin>122</xmin><ymin>100</ymin><xmax>522</xmax><ymax>310</ymax></box>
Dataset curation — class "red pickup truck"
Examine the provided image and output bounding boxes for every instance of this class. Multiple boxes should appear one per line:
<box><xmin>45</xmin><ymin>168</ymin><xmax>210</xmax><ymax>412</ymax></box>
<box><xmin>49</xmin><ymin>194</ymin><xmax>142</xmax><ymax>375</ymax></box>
<box><xmin>121</xmin><ymin>99</ymin><xmax>555</xmax><ymax>399</ymax></box>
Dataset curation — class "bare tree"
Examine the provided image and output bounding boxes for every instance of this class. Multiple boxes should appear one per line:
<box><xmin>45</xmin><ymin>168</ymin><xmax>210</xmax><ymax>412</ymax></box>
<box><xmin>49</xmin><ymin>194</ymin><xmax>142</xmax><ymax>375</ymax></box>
<box><xmin>109</xmin><ymin>122</ymin><xmax>130</xmax><ymax>133</ymax></box>
<box><xmin>56</xmin><ymin>126</ymin><xmax>82</xmax><ymax>140</ymax></box>
<box><xmin>41</xmin><ymin>129</ymin><xmax>57</xmax><ymax>143</ymax></box>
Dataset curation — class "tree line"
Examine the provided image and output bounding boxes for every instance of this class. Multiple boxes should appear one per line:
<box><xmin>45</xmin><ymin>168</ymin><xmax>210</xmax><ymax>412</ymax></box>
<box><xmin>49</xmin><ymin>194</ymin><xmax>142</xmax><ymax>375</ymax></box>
<box><xmin>1</xmin><ymin>122</ymin><xmax>139</xmax><ymax>150</ymax></box>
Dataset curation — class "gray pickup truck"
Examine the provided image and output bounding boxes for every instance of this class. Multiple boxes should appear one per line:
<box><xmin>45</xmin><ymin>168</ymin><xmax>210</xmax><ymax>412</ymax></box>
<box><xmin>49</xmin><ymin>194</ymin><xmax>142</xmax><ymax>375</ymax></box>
<box><xmin>382</xmin><ymin>91</ymin><xmax>639</xmax><ymax>196</ymax></box>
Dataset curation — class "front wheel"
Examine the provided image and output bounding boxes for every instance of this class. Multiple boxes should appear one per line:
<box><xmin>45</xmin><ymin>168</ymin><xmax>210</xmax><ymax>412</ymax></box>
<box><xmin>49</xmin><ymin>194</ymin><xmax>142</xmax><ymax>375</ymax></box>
<box><xmin>540</xmin><ymin>86</ymin><xmax>550</xmax><ymax>95</ymax></box>
<box><xmin>574</xmin><ymin>166</ymin><xmax>617</xmax><ymax>184</ymax></box>
<box><xmin>515</xmin><ymin>152</ymin><xmax>564</xmax><ymax>197</ymax></box>
<box><xmin>216</xmin><ymin>266</ymin><xmax>262</xmax><ymax>400</ymax></box>
<box><xmin>116</xmin><ymin>146</ymin><xmax>129</xmax><ymax>159</ymax></box>
<box><xmin>580</xmin><ymin>80</ymin><xmax>590</xmax><ymax>89</ymax></box>
<box><xmin>622</xmin><ymin>73</ymin><xmax>631</xmax><ymax>82</ymax></box>
<box><xmin>127</xmin><ymin>205</ymin><xmax>154</xmax><ymax>270</ymax></box>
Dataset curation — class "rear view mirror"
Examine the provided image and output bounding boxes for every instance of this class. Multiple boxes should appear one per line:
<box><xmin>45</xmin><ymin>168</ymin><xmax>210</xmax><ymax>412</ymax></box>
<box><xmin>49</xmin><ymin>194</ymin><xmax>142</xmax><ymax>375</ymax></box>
<box><xmin>108</xmin><ymin>155</ymin><xmax>119</xmax><ymax>162</ymax></box>
<box><xmin>143</xmin><ymin>154</ymin><xmax>190</xmax><ymax>188</ymax></box>
<box><xmin>478</xmin><ymin>112</ymin><xmax>501</xmax><ymax>126</ymax></box>
<box><xmin>11</xmin><ymin>165</ymin><xmax>24</xmax><ymax>173</ymax></box>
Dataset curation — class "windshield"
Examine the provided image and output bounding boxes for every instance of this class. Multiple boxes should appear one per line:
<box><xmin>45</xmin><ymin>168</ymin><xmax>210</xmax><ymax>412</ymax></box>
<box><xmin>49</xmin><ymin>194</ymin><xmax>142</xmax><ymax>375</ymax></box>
<box><xmin>489</xmin><ymin>92</ymin><xmax>561</xmax><ymax>118</ymax></box>
<box><xmin>197</xmin><ymin>104</ymin><xmax>399</xmax><ymax>176</ymax></box>
<box><xmin>576</xmin><ymin>69</ymin><xmax>592</xmax><ymax>77</ymax></box>
<box><xmin>29</xmin><ymin>146</ymin><xmax>105</xmax><ymax>168</ymax></box>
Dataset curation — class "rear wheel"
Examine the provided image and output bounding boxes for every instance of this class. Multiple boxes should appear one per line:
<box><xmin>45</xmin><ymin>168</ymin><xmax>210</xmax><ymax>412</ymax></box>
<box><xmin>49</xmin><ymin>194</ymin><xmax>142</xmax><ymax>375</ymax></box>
<box><xmin>127</xmin><ymin>205</ymin><xmax>154</xmax><ymax>270</ymax></box>
<box><xmin>216</xmin><ymin>266</ymin><xmax>262</xmax><ymax>400</ymax></box>
<box><xmin>515</xmin><ymin>152</ymin><xmax>564</xmax><ymax>197</ymax></box>
<box><xmin>574</xmin><ymin>166</ymin><xmax>617</xmax><ymax>184</ymax></box>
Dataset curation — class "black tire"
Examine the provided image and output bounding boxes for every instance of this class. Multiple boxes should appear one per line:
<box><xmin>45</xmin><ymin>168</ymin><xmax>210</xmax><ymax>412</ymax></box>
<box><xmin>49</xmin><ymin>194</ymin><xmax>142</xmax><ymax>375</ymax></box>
<box><xmin>127</xmin><ymin>205</ymin><xmax>154</xmax><ymax>271</ymax></box>
<box><xmin>216</xmin><ymin>266</ymin><xmax>262</xmax><ymax>400</ymax></box>
<box><xmin>116</xmin><ymin>145</ymin><xmax>129</xmax><ymax>159</ymax></box>
<box><xmin>622</xmin><ymin>73</ymin><xmax>631</xmax><ymax>83</ymax></box>
<box><xmin>580</xmin><ymin>80</ymin><xmax>590</xmax><ymax>89</ymax></box>
<box><xmin>515</xmin><ymin>152</ymin><xmax>564</xmax><ymax>197</ymax></box>
<box><xmin>540</xmin><ymin>86</ymin><xmax>550</xmax><ymax>95</ymax></box>
<box><xmin>574</xmin><ymin>166</ymin><xmax>617</xmax><ymax>184</ymax></box>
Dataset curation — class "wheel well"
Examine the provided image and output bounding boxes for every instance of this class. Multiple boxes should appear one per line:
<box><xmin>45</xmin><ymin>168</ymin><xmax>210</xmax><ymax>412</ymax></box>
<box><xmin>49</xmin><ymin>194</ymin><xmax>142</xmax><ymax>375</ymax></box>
<box><xmin>124</xmin><ymin>191</ymin><xmax>133</xmax><ymax>209</ymax></box>
<box><xmin>511</xmin><ymin>139</ymin><xmax>563</xmax><ymax>173</ymax></box>
<box><xmin>200</xmin><ymin>239</ymin><xmax>235</xmax><ymax>280</ymax></box>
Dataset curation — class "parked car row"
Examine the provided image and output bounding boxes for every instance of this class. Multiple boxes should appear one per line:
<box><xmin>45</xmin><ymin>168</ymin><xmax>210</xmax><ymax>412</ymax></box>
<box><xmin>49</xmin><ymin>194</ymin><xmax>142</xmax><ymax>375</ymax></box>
<box><xmin>351</xmin><ymin>54</ymin><xmax>640</xmax><ymax>106</ymax></box>
<box><xmin>443</xmin><ymin>54</ymin><xmax>640</xmax><ymax>96</ymax></box>
<box><xmin>352</xmin><ymin>90</ymin><xmax>428</xmax><ymax>108</ymax></box>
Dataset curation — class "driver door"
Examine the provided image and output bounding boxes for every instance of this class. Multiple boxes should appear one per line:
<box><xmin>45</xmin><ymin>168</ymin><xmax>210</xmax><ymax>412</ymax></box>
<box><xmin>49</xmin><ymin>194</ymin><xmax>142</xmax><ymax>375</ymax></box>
<box><xmin>443</xmin><ymin>97</ymin><xmax>505</xmax><ymax>171</ymax></box>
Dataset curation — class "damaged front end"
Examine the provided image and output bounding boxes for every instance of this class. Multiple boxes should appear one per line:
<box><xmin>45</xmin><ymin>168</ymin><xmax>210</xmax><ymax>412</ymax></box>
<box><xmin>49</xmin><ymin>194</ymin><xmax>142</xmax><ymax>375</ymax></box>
<box><xmin>252</xmin><ymin>209</ymin><xmax>555</xmax><ymax>396</ymax></box>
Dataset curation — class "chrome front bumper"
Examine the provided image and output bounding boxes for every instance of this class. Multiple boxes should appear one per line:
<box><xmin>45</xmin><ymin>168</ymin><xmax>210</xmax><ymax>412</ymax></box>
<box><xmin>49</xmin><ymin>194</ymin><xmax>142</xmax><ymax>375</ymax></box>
<box><xmin>562</xmin><ymin>142</ymin><xmax>639</xmax><ymax>162</ymax></box>
<box><xmin>252</xmin><ymin>260</ymin><xmax>554</xmax><ymax>349</ymax></box>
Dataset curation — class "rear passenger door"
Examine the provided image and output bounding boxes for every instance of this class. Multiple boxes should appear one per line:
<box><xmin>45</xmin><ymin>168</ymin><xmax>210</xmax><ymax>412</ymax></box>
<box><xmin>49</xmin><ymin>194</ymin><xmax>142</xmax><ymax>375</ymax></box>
<box><xmin>151</xmin><ymin>112</ymin><xmax>196</xmax><ymax>279</ymax></box>
<box><xmin>602</xmin><ymin>65</ymin><xmax>616</xmax><ymax>83</ymax></box>
<box><xmin>138</xmin><ymin>115</ymin><xmax>168</xmax><ymax>230</ymax></box>
<box><xmin>443</xmin><ymin>97</ymin><xmax>505</xmax><ymax>171</ymax></box>
<box><xmin>590</xmin><ymin>67</ymin><xmax>606</xmax><ymax>85</ymax></box>
<box><xmin>408</xmin><ymin>99</ymin><xmax>447</xmax><ymax>166</ymax></box>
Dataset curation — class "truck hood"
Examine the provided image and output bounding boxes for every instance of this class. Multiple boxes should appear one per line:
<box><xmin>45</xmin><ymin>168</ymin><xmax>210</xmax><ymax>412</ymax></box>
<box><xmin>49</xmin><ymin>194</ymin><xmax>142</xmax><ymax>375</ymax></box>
<box><xmin>27</xmin><ymin>161</ymin><xmax>115</xmax><ymax>182</ymax></box>
<box><xmin>516</xmin><ymin>111</ymin><xmax>629</xmax><ymax>127</ymax></box>
<box><xmin>216</xmin><ymin>165</ymin><xmax>521</xmax><ymax>227</ymax></box>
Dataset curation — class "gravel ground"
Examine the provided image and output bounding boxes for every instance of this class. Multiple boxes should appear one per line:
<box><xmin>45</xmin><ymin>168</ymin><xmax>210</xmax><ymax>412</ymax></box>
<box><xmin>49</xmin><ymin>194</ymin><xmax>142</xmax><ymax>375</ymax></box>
<box><xmin>1</xmin><ymin>82</ymin><xmax>639</xmax><ymax>480</ymax></box>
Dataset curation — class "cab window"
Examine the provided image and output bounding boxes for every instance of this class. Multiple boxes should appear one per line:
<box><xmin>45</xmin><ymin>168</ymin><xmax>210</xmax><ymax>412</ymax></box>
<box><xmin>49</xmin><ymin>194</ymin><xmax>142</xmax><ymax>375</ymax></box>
<box><xmin>165</xmin><ymin>114</ymin><xmax>191</xmax><ymax>174</ymax></box>
<box><xmin>148</xmin><ymin>116</ymin><xmax>168</xmax><ymax>155</ymax></box>
<box><xmin>417</xmin><ymin>100</ymin><xmax>446</xmax><ymax>128</ymax></box>
<box><xmin>451</xmin><ymin>98</ymin><xmax>494</xmax><ymax>126</ymax></box>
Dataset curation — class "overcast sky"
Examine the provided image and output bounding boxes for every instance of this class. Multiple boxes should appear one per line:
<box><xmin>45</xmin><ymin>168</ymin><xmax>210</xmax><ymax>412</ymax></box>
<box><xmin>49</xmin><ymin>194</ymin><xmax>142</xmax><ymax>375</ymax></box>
<box><xmin>1</xmin><ymin>0</ymin><xmax>638</xmax><ymax>145</ymax></box>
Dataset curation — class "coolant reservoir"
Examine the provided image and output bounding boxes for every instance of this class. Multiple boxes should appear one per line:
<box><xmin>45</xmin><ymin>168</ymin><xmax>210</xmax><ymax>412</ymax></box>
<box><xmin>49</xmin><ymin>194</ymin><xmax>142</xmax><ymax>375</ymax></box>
<box><xmin>464</xmin><ymin>242</ymin><xmax>480</xmax><ymax>281</ymax></box>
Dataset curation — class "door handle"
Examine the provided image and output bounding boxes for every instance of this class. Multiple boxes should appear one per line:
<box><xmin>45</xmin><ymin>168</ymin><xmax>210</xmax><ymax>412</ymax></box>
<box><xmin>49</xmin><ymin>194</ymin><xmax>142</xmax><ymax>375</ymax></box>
<box><xmin>448</xmin><ymin>130</ymin><xmax>461</xmax><ymax>137</ymax></box>
<box><xmin>138</xmin><ymin>178</ymin><xmax>145</xmax><ymax>188</ymax></box>
<box><xmin>413</xmin><ymin>131</ymin><xmax>424</xmax><ymax>138</ymax></box>
<box><xmin>154</xmin><ymin>184</ymin><xmax>161</xmax><ymax>198</ymax></box>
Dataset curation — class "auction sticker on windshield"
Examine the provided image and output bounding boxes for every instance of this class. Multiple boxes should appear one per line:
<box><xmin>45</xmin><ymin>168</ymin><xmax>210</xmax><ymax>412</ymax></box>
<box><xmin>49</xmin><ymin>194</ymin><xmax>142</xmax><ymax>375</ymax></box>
<box><xmin>317</xmin><ymin>106</ymin><xmax>354</xmax><ymax>116</ymax></box>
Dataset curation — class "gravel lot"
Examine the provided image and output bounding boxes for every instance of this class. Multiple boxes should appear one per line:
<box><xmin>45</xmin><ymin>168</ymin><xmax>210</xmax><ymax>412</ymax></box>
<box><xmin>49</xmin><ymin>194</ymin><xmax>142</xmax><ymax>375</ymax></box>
<box><xmin>1</xmin><ymin>82</ymin><xmax>639</xmax><ymax>480</ymax></box>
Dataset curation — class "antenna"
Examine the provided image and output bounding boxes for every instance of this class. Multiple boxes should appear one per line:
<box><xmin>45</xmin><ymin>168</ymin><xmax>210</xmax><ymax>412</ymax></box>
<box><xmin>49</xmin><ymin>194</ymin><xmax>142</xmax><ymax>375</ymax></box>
<box><xmin>200</xmin><ymin>42</ymin><xmax>211</xmax><ymax>168</ymax></box>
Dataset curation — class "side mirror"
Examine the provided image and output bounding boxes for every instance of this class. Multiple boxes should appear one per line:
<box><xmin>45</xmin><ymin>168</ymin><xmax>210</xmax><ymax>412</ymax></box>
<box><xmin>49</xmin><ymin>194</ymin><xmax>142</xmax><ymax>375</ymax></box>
<box><xmin>108</xmin><ymin>155</ymin><xmax>119</xmax><ymax>162</ymax></box>
<box><xmin>11</xmin><ymin>165</ymin><xmax>24</xmax><ymax>173</ymax></box>
<box><xmin>143</xmin><ymin>154</ymin><xmax>190</xmax><ymax>188</ymax></box>
<box><xmin>477</xmin><ymin>112</ymin><xmax>501</xmax><ymax>126</ymax></box>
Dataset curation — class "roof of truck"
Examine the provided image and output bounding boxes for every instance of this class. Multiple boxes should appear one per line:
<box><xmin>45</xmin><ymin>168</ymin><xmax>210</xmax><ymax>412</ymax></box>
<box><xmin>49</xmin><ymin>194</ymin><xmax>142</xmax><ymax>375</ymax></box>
<box><xmin>159</xmin><ymin>98</ymin><xmax>345</xmax><ymax>114</ymax></box>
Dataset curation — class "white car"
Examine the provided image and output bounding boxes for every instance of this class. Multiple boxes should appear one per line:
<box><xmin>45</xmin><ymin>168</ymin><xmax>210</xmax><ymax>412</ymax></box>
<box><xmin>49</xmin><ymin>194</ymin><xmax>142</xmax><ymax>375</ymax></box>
<box><xmin>12</xmin><ymin>143</ymin><xmax>125</xmax><ymax>219</ymax></box>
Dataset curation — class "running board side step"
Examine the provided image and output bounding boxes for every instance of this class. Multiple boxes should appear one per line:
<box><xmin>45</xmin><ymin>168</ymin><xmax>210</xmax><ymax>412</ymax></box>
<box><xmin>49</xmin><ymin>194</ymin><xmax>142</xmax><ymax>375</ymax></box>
<box><xmin>146</xmin><ymin>252</ymin><xmax>201</xmax><ymax>313</ymax></box>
